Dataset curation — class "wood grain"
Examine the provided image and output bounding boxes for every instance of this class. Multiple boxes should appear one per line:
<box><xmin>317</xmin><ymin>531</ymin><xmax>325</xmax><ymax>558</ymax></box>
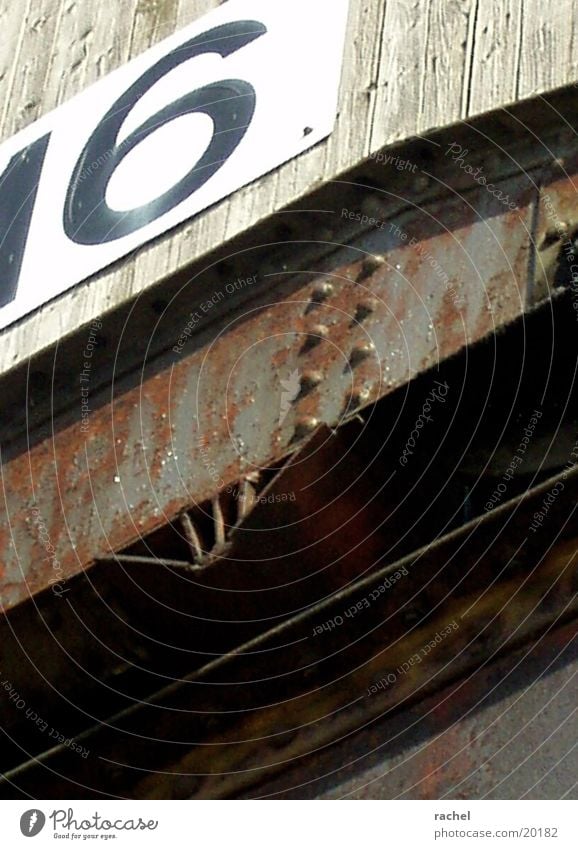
<box><xmin>1</xmin><ymin>0</ymin><xmax>577</xmax><ymax>375</ymax></box>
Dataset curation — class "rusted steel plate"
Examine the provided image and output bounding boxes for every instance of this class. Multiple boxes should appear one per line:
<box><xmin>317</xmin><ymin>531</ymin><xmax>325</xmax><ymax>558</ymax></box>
<box><xmin>1</xmin><ymin>291</ymin><xmax>574</xmax><ymax>776</ymax></box>
<box><xmin>0</xmin><ymin>163</ymin><xmax>540</xmax><ymax>610</ymax></box>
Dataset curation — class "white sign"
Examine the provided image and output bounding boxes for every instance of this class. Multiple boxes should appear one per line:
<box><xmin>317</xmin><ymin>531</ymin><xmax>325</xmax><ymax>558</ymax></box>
<box><xmin>0</xmin><ymin>0</ymin><xmax>349</xmax><ymax>331</ymax></box>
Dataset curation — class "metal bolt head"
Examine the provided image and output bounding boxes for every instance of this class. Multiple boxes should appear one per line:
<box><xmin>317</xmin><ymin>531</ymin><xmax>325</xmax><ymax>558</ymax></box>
<box><xmin>300</xmin><ymin>325</ymin><xmax>328</xmax><ymax>354</ymax></box>
<box><xmin>299</xmin><ymin>371</ymin><xmax>323</xmax><ymax>398</ymax></box>
<box><xmin>292</xmin><ymin>417</ymin><xmax>319</xmax><ymax>443</ymax></box>
<box><xmin>359</xmin><ymin>255</ymin><xmax>386</xmax><ymax>282</ymax></box>
<box><xmin>305</xmin><ymin>282</ymin><xmax>335</xmax><ymax>314</ymax></box>
<box><xmin>311</xmin><ymin>282</ymin><xmax>334</xmax><ymax>303</ymax></box>
<box><xmin>348</xmin><ymin>342</ymin><xmax>376</xmax><ymax>369</ymax></box>
<box><xmin>344</xmin><ymin>387</ymin><xmax>370</xmax><ymax>414</ymax></box>
<box><xmin>353</xmin><ymin>299</ymin><xmax>378</xmax><ymax>324</ymax></box>
<box><xmin>360</xmin><ymin>194</ymin><xmax>383</xmax><ymax>218</ymax></box>
<box><xmin>413</xmin><ymin>174</ymin><xmax>430</xmax><ymax>192</ymax></box>
<box><xmin>540</xmin><ymin>222</ymin><xmax>569</xmax><ymax>250</ymax></box>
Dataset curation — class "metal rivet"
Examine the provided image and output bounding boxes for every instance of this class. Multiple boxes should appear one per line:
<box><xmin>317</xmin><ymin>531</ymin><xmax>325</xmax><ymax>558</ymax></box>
<box><xmin>300</xmin><ymin>325</ymin><xmax>328</xmax><ymax>354</ymax></box>
<box><xmin>292</xmin><ymin>417</ymin><xmax>319</xmax><ymax>442</ymax></box>
<box><xmin>313</xmin><ymin>281</ymin><xmax>334</xmax><ymax>301</ymax></box>
<box><xmin>358</xmin><ymin>254</ymin><xmax>385</xmax><ymax>282</ymax></box>
<box><xmin>306</xmin><ymin>281</ymin><xmax>334</xmax><ymax>313</ymax></box>
<box><xmin>318</xmin><ymin>226</ymin><xmax>335</xmax><ymax>242</ymax></box>
<box><xmin>413</xmin><ymin>174</ymin><xmax>430</xmax><ymax>192</ymax></box>
<box><xmin>540</xmin><ymin>223</ymin><xmax>568</xmax><ymax>250</ymax></box>
<box><xmin>353</xmin><ymin>387</ymin><xmax>370</xmax><ymax>405</ymax></box>
<box><xmin>353</xmin><ymin>299</ymin><xmax>378</xmax><ymax>324</ymax></box>
<box><xmin>360</xmin><ymin>194</ymin><xmax>383</xmax><ymax>218</ymax></box>
<box><xmin>348</xmin><ymin>342</ymin><xmax>375</xmax><ymax>369</ymax></box>
<box><xmin>344</xmin><ymin>387</ymin><xmax>370</xmax><ymax>414</ymax></box>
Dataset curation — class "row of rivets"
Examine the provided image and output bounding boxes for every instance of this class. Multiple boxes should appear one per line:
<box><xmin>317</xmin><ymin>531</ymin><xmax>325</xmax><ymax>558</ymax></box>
<box><xmin>357</xmin><ymin>254</ymin><xmax>386</xmax><ymax>282</ymax></box>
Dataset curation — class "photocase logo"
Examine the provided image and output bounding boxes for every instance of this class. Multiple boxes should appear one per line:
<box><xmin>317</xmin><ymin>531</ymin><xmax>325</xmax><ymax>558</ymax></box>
<box><xmin>278</xmin><ymin>369</ymin><xmax>300</xmax><ymax>426</ymax></box>
<box><xmin>20</xmin><ymin>810</ymin><xmax>46</xmax><ymax>837</ymax></box>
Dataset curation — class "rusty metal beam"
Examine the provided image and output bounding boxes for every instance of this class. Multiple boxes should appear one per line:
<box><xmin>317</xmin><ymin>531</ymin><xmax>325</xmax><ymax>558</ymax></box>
<box><xmin>2</xmin><ymin>444</ymin><xmax>578</xmax><ymax>798</ymax></box>
<box><xmin>0</xmin><ymin>117</ymin><xmax>555</xmax><ymax>609</ymax></box>
<box><xmin>2</xmin><ymin>84</ymin><xmax>578</xmax><ymax>609</ymax></box>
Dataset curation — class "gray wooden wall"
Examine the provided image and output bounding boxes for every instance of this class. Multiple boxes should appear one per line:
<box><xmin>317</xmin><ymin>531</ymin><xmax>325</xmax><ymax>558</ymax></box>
<box><xmin>0</xmin><ymin>0</ymin><xmax>576</xmax><ymax>373</ymax></box>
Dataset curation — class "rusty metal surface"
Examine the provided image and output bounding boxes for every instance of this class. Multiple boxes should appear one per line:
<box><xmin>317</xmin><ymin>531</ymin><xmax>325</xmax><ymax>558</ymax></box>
<box><xmin>0</xmin><ymin>164</ymin><xmax>535</xmax><ymax>611</ymax></box>
<box><xmin>2</xmin><ymin>434</ymin><xmax>578</xmax><ymax>798</ymax></box>
<box><xmin>1</xmin><ymin>285</ymin><xmax>575</xmax><ymax>786</ymax></box>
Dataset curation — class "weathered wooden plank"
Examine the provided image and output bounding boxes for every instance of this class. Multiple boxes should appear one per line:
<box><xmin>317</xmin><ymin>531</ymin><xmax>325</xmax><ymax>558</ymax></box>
<box><xmin>1</xmin><ymin>0</ymin><xmax>577</xmax><ymax>376</ymax></box>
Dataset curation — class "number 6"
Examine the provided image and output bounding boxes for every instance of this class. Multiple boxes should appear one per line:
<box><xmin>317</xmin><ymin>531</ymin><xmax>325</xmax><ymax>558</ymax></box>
<box><xmin>64</xmin><ymin>20</ymin><xmax>266</xmax><ymax>245</ymax></box>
